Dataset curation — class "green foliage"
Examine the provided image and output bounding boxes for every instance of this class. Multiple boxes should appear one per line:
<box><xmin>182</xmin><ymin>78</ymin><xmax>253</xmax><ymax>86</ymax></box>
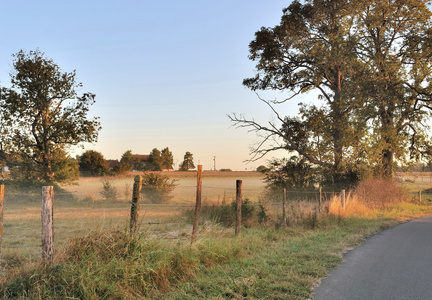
<box><xmin>117</xmin><ymin>150</ymin><xmax>135</xmax><ymax>172</ymax></box>
<box><xmin>144</xmin><ymin>147</ymin><xmax>174</xmax><ymax>171</ymax></box>
<box><xmin>145</xmin><ymin>148</ymin><xmax>162</xmax><ymax>171</ymax></box>
<box><xmin>0</xmin><ymin>49</ymin><xmax>100</xmax><ymax>184</ymax></box>
<box><xmin>179</xmin><ymin>151</ymin><xmax>195</xmax><ymax>171</ymax></box>
<box><xmin>256</xmin><ymin>165</ymin><xmax>268</xmax><ymax>172</ymax></box>
<box><xmin>219</xmin><ymin>169</ymin><xmax>232</xmax><ymax>172</ymax></box>
<box><xmin>232</xmin><ymin>0</ymin><xmax>432</xmax><ymax>181</ymax></box>
<box><xmin>9</xmin><ymin>149</ymin><xmax>79</xmax><ymax>185</ymax></box>
<box><xmin>78</xmin><ymin>150</ymin><xmax>109</xmax><ymax>176</ymax></box>
<box><xmin>99</xmin><ymin>179</ymin><xmax>118</xmax><ymax>201</ymax></box>
<box><xmin>160</xmin><ymin>147</ymin><xmax>174</xmax><ymax>170</ymax></box>
<box><xmin>263</xmin><ymin>156</ymin><xmax>317</xmax><ymax>191</ymax></box>
<box><xmin>199</xmin><ymin>199</ymin><xmax>256</xmax><ymax>227</ymax></box>
<box><xmin>141</xmin><ymin>172</ymin><xmax>177</xmax><ymax>203</ymax></box>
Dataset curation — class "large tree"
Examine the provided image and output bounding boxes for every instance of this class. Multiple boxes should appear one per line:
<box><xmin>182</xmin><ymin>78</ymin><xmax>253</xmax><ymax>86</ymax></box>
<box><xmin>231</xmin><ymin>0</ymin><xmax>432</xmax><ymax>181</ymax></box>
<box><xmin>179</xmin><ymin>151</ymin><xmax>195</xmax><ymax>171</ymax></box>
<box><xmin>353</xmin><ymin>0</ymin><xmax>432</xmax><ymax>177</ymax></box>
<box><xmin>78</xmin><ymin>150</ymin><xmax>110</xmax><ymax>176</ymax></box>
<box><xmin>160</xmin><ymin>147</ymin><xmax>174</xmax><ymax>170</ymax></box>
<box><xmin>231</xmin><ymin>0</ymin><xmax>362</xmax><ymax>183</ymax></box>
<box><xmin>0</xmin><ymin>49</ymin><xmax>100</xmax><ymax>183</ymax></box>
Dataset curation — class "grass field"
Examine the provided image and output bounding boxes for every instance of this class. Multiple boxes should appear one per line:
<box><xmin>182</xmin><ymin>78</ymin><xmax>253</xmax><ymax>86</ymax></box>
<box><xmin>2</xmin><ymin>171</ymin><xmax>266</xmax><ymax>260</ymax></box>
<box><xmin>3</xmin><ymin>172</ymin><xmax>432</xmax><ymax>299</ymax></box>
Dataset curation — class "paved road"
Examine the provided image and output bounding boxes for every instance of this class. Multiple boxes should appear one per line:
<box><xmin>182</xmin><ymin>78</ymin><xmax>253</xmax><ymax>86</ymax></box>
<box><xmin>312</xmin><ymin>215</ymin><xmax>432</xmax><ymax>300</ymax></box>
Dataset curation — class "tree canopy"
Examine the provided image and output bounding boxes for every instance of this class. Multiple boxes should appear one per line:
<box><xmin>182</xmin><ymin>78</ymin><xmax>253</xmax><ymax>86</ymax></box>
<box><xmin>78</xmin><ymin>150</ymin><xmax>109</xmax><ymax>177</ymax></box>
<box><xmin>179</xmin><ymin>151</ymin><xmax>195</xmax><ymax>171</ymax></box>
<box><xmin>231</xmin><ymin>0</ymin><xmax>432</xmax><ymax>183</ymax></box>
<box><xmin>0</xmin><ymin>49</ymin><xmax>101</xmax><ymax>184</ymax></box>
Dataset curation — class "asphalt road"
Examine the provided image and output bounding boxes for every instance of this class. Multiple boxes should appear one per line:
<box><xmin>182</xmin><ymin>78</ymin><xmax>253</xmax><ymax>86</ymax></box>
<box><xmin>312</xmin><ymin>215</ymin><xmax>432</xmax><ymax>300</ymax></box>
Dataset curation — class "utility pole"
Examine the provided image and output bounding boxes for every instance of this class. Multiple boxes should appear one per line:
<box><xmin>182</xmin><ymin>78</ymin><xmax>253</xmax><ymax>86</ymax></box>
<box><xmin>213</xmin><ymin>156</ymin><xmax>216</xmax><ymax>171</ymax></box>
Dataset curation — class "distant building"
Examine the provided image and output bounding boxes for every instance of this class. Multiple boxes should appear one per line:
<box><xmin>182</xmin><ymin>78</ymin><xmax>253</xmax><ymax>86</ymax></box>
<box><xmin>132</xmin><ymin>154</ymin><xmax>150</xmax><ymax>163</ymax></box>
<box><xmin>106</xmin><ymin>159</ymin><xmax>120</xmax><ymax>169</ymax></box>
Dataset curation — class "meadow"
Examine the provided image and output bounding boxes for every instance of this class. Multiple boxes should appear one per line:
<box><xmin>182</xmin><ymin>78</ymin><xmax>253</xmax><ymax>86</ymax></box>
<box><xmin>1</xmin><ymin>171</ymin><xmax>266</xmax><ymax>260</ymax></box>
<box><xmin>2</xmin><ymin>171</ymin><xmax>432</xmax><ymax>299</ymax></box>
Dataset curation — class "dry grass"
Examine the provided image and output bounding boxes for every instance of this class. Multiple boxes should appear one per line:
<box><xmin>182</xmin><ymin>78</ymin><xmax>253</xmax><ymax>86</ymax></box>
<box><xmin>61</xmin><ymin>171</ymin><xmax>265</xmax><ymax>204</ymax></box>
<box><xmin>329</xmin><ymin>178</ymin><xmax>412</xmax><ymax>218</ymax></box>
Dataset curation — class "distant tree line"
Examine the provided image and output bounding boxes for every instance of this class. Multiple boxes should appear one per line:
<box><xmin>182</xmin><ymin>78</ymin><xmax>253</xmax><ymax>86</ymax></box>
<box><xmin>78</xmin><ymin>148</ymin><xmax>196</xmax><ymax>177</ymax></box>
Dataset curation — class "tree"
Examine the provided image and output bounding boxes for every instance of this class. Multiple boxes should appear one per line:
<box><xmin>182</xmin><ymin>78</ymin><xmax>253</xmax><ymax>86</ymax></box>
<box><xmin>263</xmin><ymin>156</ymin><xmax>317</xmax><ymax>190</ymax></box>
<box><xmin>256</xmin><ymin>165</ymin><xmax>268</xmax><ymax>172</ymax></box>
<box><xmin>230</xmin><ymin>0</ymin><xmax>362</xmax><ymax>184</ymax></box>
<box><xmin>353</xmin><ymin>0</ymin><xmax>432</xmax><ymax>177</ymax></box>
<box><xmin>0</xmin><ymin>49</ymin><xmax>100</xmax><ymax>184</ymax></box>
<box><xmin>179</xmin><ymin>151</ymin><xmax>195</xmax><ymax>171</ymax></box>
<box><xmin>118</xmin><ymin>150</ymin><xmax>135</xmax><ymax>171</ymax></box>
<box><xmin>145</xmin><ymin>148</ymin><xmax>162</xmax><ymax>171</ymax></box>
<box><xmin>145</xmin><ymin>147</ymin><xmax>173</xmax><ymax>171</ymax></box>
<box><xmin>78</xmin><ymin>150</ymin><xmax>110</xmax><ymax>176</ymax></box>
<box><xmin>160</xmin><ymin>147</ymin><xmax>174</xmax><ymax>170</ymax></box>
<box><xmin>231</xmin><ymin>0</ymin><xmax>432</xmax><ymax>181</ymax></box>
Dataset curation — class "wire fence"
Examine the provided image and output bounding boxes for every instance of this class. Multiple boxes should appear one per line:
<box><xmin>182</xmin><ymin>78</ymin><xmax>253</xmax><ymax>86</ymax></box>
<box><xmin>0</xmin><ymin>171</ymin><xmax>360</xmax><ymax>261</ymax></box>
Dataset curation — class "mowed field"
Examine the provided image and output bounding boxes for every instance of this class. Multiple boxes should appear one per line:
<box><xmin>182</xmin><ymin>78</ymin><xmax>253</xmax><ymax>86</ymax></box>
<box><xmin>2</xmin><ymin>171</ymin><xmax>266</xmax><ymax>260</ymax></box>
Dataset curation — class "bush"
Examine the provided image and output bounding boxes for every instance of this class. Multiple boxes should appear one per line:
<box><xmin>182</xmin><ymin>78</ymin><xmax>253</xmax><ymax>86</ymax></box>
<box><xmin>141</xmin><ymin>172</ymin><xmax>177</xmax><ymax>203</ymax></box>
<box><xmin>99</xmin><ymin>179</ymin><xmax>118</xmax><ymax>200</ymax></box>
<box><xmin>199</xmin><ymin>198</ymin><xmax>256</xmax><ymax>227</ymax></box>
<box><xmin>354</xmin><ymin>178</ymin><xmax>408</xmax><ymax>208</ymax></box>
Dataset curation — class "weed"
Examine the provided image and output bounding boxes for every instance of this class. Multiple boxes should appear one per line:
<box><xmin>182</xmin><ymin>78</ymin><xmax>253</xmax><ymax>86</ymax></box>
<box><xmin>257</xmin><ymin>203</ymin><xmax>269</xmax><ymax>224</ymax></box>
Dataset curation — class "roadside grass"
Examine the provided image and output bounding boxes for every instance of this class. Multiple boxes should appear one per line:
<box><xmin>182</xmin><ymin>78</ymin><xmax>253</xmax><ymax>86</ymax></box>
<box><xmin>2</xmin><ymin>201</ymin><xmax>432</xmax><ymax>299</ymax></box>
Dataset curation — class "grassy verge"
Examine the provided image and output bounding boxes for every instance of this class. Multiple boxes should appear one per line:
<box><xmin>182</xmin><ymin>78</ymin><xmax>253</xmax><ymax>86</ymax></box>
<box><xmin>1</xmin><ymin>201</ymin><xmax>432</xmax><ymax>299</ymax></box>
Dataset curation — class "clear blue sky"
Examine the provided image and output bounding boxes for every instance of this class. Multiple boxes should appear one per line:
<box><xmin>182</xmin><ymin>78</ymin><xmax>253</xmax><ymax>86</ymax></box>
<box><xmin>0</xmin><ymin>1</ymin><xmax>304</xmax><ymax>171</ymax></box>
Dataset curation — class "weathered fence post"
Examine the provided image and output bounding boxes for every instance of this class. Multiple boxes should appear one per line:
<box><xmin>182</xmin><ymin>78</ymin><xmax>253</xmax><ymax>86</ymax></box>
<box><xmin>419</xmin><ymin>190</ymin><xmax>422</xmax><ymax>204</ymax></box>
<box><xmin>235</xmin><ymin>180</ymin><xmax>242</xmax><ymax>236</ymax></box>
<box><xmin>282</xmin><ymin>188</ymin><xmax>287</xmax><ymax>227</ymax></box>
<box><xmin>318</xmin><ymin>186</ymin><xmax>322</xmax><ymax>213</ymax></box>
<box><xmin>42</xmin><ymin>186</ymin><xmax>54</xmax><ymax>261</ymax></box>
<box><xmin>341</xmin><ymin>189</ymin><xmax>346</xmax><ymax>210</ymax></box>
<box><xmin>130</xmin><ymin>175</ymin><xmax>142</xmax><ymax>233</ymax></box>
<box><xmin>191</xmin><ymin>165</ymin><xmax>203</xmax><ymax>243</ymax></box>
<box><xmin>0</xmin><ymin>185</ymin><xmax>4</xmax><ymax>260</ymax></box>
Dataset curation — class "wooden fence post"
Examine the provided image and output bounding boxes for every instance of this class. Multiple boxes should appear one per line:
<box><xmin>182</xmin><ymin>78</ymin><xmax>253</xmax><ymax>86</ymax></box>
<box><xmin>0</xmin><ymin>185</ymin><xmax>4</xmax><ymax>260</ymax></box>
<box><xmin>42</xmin><ymin>186</ymin><xmax>54</xmax><ymax>261</ymax></box>
<box><xmin>235</xmin><ymin>180</ymin><xmax>242</xmax><ymax>236</ymax></box>
<box><xmin>341</xmin><ymin>189</ymin><xmax>346</xmax><ymax>210</ymax></box>
<box><xmin>130</xmin><ymin>175</ymin><xmax>142</xmax><ymax>233</ymax></box>
<box><xmin>318</xmin><ymin>186</ymin><xmax>322</xmax><ymax>213</ymax></box>
<box><xmin>419</xmin><ymin>191</ymin><xmax>422</xmax><ymax>204</ymax></box>
<box><xmin>191</xmin><ymin>165</ymin><xmax>203</xmax><ymax>243</ymax></box>
<box><xmin>282</xmin><ymin>188</ymin><xmax>287</xmax><ymax>227</ymax></box>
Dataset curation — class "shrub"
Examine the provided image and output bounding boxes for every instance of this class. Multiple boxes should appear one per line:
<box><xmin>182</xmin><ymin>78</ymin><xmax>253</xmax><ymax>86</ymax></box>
<box><xmin>141</xmin><ymin>172</ymin><xmax>177</xmax><ymax>203</ymax></box>
<box><xmin>99</xmin><ymin>179</ymin><xmax>118</xmax><ymax>201</ymax></box>
<box><xmin>354</xmin><ymin>178</ymin><xmax>408</xmax><ymax>208</ymax></box>
<box><xmin>199</xmin><ymin>198</ymin><xmax>256</xmax><ymax>227</ymax></box>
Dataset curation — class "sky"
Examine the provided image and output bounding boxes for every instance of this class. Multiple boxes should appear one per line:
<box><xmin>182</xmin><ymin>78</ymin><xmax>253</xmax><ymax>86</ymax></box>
<box><xmin>0</xmin><ymin>1</ymin><xmax>307</xmax><ymax>171</ymax></box>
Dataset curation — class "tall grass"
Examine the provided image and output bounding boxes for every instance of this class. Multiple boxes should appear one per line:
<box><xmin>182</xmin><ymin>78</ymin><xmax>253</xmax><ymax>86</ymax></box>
<box><xmin>329</xmin><ymin>178</ymin><xmax>410</xmax><ymax>218</ymax></box>
<box><xmin>0</xmin><ymin>227</ymin><xmax>247</xmax><ymax>299</ymax></box>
